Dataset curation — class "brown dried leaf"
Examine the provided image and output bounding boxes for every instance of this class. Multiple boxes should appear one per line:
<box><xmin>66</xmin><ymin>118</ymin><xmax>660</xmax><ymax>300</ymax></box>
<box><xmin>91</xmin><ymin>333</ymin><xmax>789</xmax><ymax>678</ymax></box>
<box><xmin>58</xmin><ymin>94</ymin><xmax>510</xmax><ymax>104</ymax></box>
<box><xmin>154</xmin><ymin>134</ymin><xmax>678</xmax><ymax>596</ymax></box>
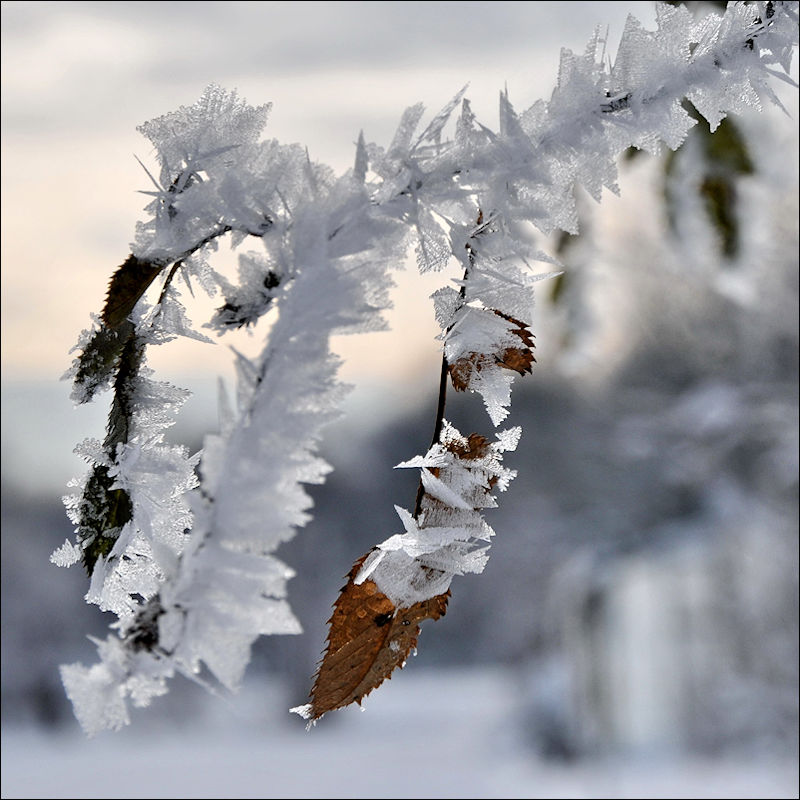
<box><xmin>425</xmin><ymin>431</ymin><xmax>493</xmax><ymax>486</ymax></box>
<box><xmin>445</xmin><ymin>432</ymin><xmax>491</xmax><ymax>460</ymax></box>
<box><xmin>448</xmin><ymin>310</ymin><xmax>535</xmax><ymax>391</ymax></box>
<box><xmin>495</xmin><ymin>309</ymin><xmax>535</xmax><ymax>374</ymax></box>
<box><xmin>102</xmin><ymin>254</ymin><xmax>163</xmax><ymax>329</ymax></box>
<box><xmin>301</xmin><ymin>552</ymin><xmax>449</xmax><ymax>721</ymax></box>
<box><xmin>448</xmin><ymin>352</ymin><xmax>488</xmax><ymax>391</ymax></box>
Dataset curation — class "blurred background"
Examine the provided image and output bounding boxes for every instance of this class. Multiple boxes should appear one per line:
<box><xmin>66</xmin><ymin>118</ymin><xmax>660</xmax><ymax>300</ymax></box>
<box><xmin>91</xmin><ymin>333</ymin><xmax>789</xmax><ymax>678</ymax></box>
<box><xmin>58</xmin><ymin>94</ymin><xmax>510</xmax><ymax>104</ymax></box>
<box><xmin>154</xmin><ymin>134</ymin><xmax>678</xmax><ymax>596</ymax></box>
<box><xmin>1</xmin><ymin>2</ymin><xmax>797</xmax><ymax>797</ymax></box>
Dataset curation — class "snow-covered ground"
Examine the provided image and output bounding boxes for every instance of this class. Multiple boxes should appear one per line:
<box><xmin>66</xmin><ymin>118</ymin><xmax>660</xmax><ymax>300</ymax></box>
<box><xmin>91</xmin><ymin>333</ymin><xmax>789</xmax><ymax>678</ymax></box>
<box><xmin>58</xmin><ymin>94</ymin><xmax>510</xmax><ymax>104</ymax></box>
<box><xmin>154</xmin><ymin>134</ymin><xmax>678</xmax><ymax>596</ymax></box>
<box><xmin>2</xmin><ymin>667</ymin><xmax>796</xmax><ymax>799</ymax></box>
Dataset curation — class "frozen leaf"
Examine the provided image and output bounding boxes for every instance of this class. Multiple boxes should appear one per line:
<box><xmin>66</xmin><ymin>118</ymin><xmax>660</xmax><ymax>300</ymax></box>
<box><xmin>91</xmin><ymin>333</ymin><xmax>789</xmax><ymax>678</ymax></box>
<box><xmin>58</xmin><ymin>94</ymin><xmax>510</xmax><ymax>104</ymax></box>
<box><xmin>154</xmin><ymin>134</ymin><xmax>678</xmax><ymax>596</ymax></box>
<box><xmin>295</xmin><ymin>422</ymin><xmax>519</xmax><ymax>721</ymax></box>
<box><xmin>495</xmin><ymin>310</ymin><xmax>535</xmax><ymax>372</ymax></box>
<box><xmin>73</xmin><ymin>464</ymin><xmax>134</xmax><ymax>574</ymax></box>
<box><xmin>448</xmin><ymin>310</ymin><xmax>535</xmax><ymax>391</ymax></box>
<box><xmin>374</xmin><ymin>421</ymin><xmax>520</xmax><ymax>594</ymax></box>
<box><xmin>102</xmin><ymin>255</ymin><xmax>163</xmax><ymax>329</ymax></box>
<box><xmin>293</xmin><ymin>552</ymin><xmax>449</xmax><ymax>723</ymax></box>
<box><xmin>67</xmin><ymin>318</ymin><xmax>135</xmax><ymax>404</ymax></box>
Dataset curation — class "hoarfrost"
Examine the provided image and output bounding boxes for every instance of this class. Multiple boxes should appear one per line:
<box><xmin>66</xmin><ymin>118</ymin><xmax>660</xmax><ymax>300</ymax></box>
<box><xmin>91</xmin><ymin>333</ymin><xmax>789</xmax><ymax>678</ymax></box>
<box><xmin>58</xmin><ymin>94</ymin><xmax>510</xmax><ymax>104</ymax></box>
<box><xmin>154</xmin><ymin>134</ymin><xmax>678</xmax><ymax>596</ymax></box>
<box><xmin>58</xmin><ymin>0</ymin><xmax>797</xmax><ymax>733</ymax></box>
<box><xmin>50</xmin><ymin>539</ymin><xmax>82</xmax><ymax>568</ymax></box>
<box><xmin>357</xmin><ymin>421</ymin><xmax>519</xmax><ymax>607</ymax></box>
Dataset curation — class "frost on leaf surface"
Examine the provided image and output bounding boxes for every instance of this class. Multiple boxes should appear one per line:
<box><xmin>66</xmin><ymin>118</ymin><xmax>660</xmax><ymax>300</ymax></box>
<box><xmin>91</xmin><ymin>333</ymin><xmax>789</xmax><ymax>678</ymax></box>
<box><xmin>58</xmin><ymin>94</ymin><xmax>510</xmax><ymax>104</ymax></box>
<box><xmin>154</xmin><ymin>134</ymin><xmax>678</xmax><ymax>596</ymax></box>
<box><xmin>58</xmin><ymin>367</ymin><xmax>199</xmax><ymax>618</ymax></box>
<box><xmin>444</xmin><ymin>307</ymin><xmax>535</xmax><ymax>425</ymax></box>
<box><xmin>427</xmin><ymin>214</ymin><xmax>544</xmax><ymax>426</ymax></box>
<box><xmin>364</xmin><ymin>420</ymin><xmax>520</xmax><ymax>606</ymax></box>
<box><xmin>295</xmin><ymin>421</ymin><xmax>520</xmax><ymax>723</ymax></box>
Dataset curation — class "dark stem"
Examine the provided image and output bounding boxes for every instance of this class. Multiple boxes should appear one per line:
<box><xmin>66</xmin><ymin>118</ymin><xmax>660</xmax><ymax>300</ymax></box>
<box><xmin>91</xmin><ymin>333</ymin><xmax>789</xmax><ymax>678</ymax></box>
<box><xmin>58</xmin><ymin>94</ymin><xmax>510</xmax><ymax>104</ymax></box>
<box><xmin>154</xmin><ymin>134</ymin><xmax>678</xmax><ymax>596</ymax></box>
<box><xmin>413</xmin><ymin>353</ymin><xmax>450</xmax><ymax>518</ymax></box>
<box><xmin>155</xmin><ymin>262</ymin><xmax>183</xmax><ymax>309</ymax></box>
<box><xmin>412</xmin><ymin>209</ymin><xmax>485</xmax><ymax>519</ymax></box>
<box><xmin>165</xmin><ymin>224</ymin><xmax>233</xmax><ymax>266</ymax></box>
<box><xmin>430</xmin><ymin>354</ymin><xmax>451</xmax><ymax>449</ymax></box>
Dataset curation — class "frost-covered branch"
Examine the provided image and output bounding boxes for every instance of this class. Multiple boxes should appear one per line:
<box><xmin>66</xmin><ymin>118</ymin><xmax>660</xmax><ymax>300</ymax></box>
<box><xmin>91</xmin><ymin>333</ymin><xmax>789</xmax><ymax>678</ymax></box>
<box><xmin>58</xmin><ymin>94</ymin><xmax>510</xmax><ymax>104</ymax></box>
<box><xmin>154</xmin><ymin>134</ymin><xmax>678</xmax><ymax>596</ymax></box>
<box><xmin>56</xmin><ymin>1</ymin><xmax>797</xmax><ymax>734</ymax></box>
<box><xmin>294</xmin><ymin>0</ymin><xmax>799</xmax><ymax>723</ymax></box>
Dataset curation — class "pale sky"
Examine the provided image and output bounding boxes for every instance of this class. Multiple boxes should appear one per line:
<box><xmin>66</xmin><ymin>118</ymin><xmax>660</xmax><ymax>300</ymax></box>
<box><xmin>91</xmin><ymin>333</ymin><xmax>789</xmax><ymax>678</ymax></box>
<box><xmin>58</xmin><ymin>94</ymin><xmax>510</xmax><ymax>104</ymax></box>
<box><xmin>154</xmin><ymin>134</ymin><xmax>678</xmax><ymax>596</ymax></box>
<box><xmin>1</xmin><ymin>0</ymin><xmax>659</xmax><ymax>389</ymax></box>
